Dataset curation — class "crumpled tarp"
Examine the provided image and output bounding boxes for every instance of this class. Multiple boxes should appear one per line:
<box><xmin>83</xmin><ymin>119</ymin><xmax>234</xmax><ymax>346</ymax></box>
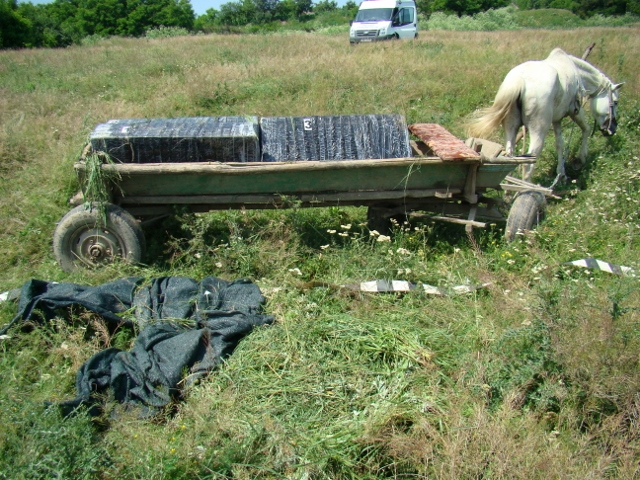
<box><xmin>4</xmin><ymin>276</ymin><xmax>273</xmax><ymax>415</ymax></box>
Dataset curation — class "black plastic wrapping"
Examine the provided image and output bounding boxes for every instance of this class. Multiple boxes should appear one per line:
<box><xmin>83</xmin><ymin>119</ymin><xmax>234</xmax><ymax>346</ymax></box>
<box><xmin>89</xmin><ymin>116</ymin><xmax>260</xmax><ymax>163</ymax></box>
<box><xmin>259</xmin><ymin>114</ymin><xmax>412</xmax><ymax>162</ymax></box>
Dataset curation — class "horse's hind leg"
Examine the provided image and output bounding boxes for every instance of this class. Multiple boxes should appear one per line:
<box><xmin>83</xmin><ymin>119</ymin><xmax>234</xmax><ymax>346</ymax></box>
<box><xmin>521</xmin><ymin>125</ymin><xmax>547</xmax><ymax>182</ymax></box>
<box><xmin>503</xmin><ymin>112</ymin><xmax>520</xmax><ymax>157</ymax></box>
<box><xmin>515</xmin><ymin>126</ymin><xmax>527</xmax><ymax>154</ymax></box>
<box><xmin>504</xmin><ymin>116</ymin><xmax>529</xmax><ymax>179</ymax></box>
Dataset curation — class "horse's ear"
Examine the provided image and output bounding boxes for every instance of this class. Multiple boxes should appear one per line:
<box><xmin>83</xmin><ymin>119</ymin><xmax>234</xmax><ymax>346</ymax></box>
<box><xmin>613</xmin><ymin>82</ymin><xmax>625</xmax><ymax>91</ymax></box>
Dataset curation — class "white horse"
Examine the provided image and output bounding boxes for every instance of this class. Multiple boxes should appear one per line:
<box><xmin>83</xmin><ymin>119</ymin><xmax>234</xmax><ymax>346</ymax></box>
<box><xmin>468</xmin><ymin>48</ymin><xmax>623</xmax><ymax>186</ymax></box>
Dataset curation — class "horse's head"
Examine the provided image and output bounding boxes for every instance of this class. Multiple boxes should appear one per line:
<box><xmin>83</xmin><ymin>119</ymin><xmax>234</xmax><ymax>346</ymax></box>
<box><xmin>591</xmin><ymin>82</ymin><xmax>624</xmax><ymax>137</ymax></box>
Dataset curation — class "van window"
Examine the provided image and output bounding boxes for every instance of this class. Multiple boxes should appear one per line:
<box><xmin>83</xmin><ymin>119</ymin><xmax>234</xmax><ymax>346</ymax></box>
<box><xmin>355</xmin><ymin>8</ymin><xmax>394</xmax><ymax>22</ymax></box>
<box><xmin>398</xmin><ymin>7</ymin><xmax>414</xmax><ymax>25</ymax></box>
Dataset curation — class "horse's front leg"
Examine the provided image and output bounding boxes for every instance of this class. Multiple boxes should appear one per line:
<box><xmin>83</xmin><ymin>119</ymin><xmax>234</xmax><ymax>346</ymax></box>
<box><xmin>551</xmin><ymin>121</ymin><xmax>566</xmax><ymax>187</ymax></box>
<box><xmin>570</xmin><ymin>109</ymin><xmax>590</xmax><ymax>168</ymax></box>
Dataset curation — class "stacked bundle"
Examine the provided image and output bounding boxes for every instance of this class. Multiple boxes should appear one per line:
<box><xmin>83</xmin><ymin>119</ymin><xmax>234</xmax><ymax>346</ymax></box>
<box><xmin>89</xmin><ymin>114</ymin><xmax>412</xmax><ymax>163</ymax></box>
<box><xmin>89</xmin><ymin>116</ymin><xmax>260</xmax><ymax>163</ymax></box>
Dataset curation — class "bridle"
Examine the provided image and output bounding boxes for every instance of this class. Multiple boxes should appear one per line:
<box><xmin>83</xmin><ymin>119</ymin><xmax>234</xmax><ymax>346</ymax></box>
<box><xmin>591</xmin><ymin>84</ymin><xmax>617</xmax><ymax>136</ymax></box>
<box><xmin>603</xmin><ymin>87</ymin><xmax>617</xmax><ymax>135</ymax></box>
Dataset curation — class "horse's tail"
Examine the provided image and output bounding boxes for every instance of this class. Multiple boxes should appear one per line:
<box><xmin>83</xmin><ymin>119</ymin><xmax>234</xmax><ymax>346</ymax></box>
<box><xmin>466</xmin><ymin>76</ymin><xmax>524</xmax><ymax>139</ymax></box>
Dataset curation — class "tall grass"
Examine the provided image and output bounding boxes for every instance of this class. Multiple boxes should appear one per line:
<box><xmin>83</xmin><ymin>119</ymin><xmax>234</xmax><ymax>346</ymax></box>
<box><xmin>1</xmin><ymin>27</ymin><xmax>640</xmax><ymax>478</ymax></box>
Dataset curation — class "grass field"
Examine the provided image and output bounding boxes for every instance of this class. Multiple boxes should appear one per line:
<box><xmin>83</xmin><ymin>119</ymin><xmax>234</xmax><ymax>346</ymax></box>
<box><xmin>1</xmin><ymin>25</ymin><xmax>640</xmax><ymax>478</ymax></box>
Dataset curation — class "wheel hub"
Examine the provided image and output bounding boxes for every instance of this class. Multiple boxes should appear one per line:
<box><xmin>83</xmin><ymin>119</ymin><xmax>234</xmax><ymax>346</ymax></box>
<box><xmin>73</xmin><ymin>229</ymin><xmax>121</xmax><ymax>266</ymax></box>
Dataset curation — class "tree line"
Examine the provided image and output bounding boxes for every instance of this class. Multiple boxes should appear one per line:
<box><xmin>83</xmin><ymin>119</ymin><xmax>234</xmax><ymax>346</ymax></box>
<box><xmin>1</xmin><ymin>0</ymin><xmax>637</xmax><ymax>49</ymax></box>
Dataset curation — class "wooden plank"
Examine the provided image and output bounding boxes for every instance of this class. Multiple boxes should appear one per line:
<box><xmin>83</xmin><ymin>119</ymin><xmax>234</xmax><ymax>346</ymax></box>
<box><xmin>483</xmin><ymin>156</ymin><xmax>536</xmax><ymax>165</ymax></box>
<box><xmin>476</xmin><ymin>164</ymin><xmax>518</xmax><ymax>189</ymax></box>
<box><xmin>408</xmin><ymin>124</ymin><xmax>481</xmax><ymax>161</ymax></box>
<box><xmin>75</xmin><ymin>155</ymin><xmax>532</xmax><ymax>176</ymax></box>
<box><xmin>465</xmin><ymin>137</ymin><xmax>504</xmax><ymax>159</ymax></box>
<box><xmin>118</xmin><ymin>188</ymin><xmax>464</xmax><ymax>206</ymax></box>
<box><xmin>410</xmin><ymin>213</ymin><xmax>487</xmax><ymax>229</ymax></box>
<box><xmin>99</xmin><ymin>161</ymin><xmax>474</xmax><ymax>197</ymax></box>
<box><xmin>74</xmin><ymin>152</ymin><xmax>531</xmax><ymax>205</ymax></box>
<box><xmin>75</xmin><ymin>156</ymin><xmax>476</xmax><ymax>176</ymax></box>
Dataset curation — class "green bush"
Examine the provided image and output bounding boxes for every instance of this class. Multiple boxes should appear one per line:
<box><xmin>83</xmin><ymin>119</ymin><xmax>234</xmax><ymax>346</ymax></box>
<box><xmin>425</xmin><ymin>7</ymin><xmax>639</xmax><ymax>31</ymax></box>
<box><xmin>426</xmin><ymin>7</ymin><xmax>520</xmax><ymax>31</ymax></box>
<box><xmin>144</xmin><ymin>25</ymin><xmax>191</xmax><ymax>39</ymax></box>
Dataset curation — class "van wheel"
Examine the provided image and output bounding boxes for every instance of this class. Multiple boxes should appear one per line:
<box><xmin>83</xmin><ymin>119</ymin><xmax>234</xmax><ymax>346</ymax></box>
<box><xmin>393</xmin><ymin>33</ymin><xmax>399</xmax><ymax>40</ymax></box>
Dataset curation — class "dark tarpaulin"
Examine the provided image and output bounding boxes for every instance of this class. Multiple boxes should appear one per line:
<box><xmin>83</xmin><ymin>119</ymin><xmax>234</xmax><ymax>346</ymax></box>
<box><xmin>4</xmin><ymin>276</ymin><xmax>273</xmax><ymax>415</ymax></box>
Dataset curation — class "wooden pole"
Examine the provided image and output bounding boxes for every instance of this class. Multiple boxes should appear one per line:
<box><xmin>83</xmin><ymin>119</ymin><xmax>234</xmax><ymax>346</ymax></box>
<box><xmin>582</xmin><ymin>42</ymin><xmax>595</xmax><ymax>60</ymax></box>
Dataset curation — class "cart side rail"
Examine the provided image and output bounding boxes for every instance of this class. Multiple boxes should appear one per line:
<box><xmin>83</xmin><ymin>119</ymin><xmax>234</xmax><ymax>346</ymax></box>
<box><xmin>74</xmin><ymin>155</ymin><xmax>535</xmax><ymax>176</ymax></box>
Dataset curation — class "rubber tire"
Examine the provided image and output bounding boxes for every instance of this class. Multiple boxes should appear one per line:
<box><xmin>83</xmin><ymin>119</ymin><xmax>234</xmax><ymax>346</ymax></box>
<box><xmin>53</xmin><ymin>203</ymin><xmax>145</xmax><ymax>272</ymax></box>
<box><xmin>505</xmin><ymin>191</ymin><xmax>546</xmax><ymax>242</ymax></box>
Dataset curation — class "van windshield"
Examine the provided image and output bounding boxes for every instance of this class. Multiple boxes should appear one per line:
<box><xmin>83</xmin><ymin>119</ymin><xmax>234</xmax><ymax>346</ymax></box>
<box><xmin>354</xmin><ymin>8</ymin><xmax>393</xmax><ymax>22</ymax></box>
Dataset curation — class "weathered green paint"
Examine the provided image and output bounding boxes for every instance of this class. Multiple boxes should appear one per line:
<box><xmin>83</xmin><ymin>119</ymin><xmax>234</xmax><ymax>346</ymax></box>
<box><xmin>476</xmin><ymin>164</ymin><xmax>517</xmax><ymax>188</ymax></box>
<box><xmin>111</xmin><ymin>161</ymin><xmax>510</xmax><ymax>198</ymax></box>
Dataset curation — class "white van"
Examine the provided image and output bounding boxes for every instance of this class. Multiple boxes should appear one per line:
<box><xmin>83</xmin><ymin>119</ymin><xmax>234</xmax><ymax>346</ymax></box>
<box><xmin>349</xmin><ymin>0</ymin><xmax>418</xmax><ymax>44</ymax></box>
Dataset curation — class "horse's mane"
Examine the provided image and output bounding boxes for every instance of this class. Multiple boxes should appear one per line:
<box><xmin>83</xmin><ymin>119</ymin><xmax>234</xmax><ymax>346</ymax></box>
<box><xmin>562</xmin><ymin>50</ymin><xmax>611</xmax><ymax>96</ymax></box>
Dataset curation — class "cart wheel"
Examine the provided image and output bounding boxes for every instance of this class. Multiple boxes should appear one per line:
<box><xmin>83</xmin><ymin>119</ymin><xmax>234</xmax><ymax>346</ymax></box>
<box><xmin>53</xmin><ymin>203</ymin><xmax>145</xmax><ymax>272</ymax></box>
<box><xmin>505</xmin><ymin>191</ymin><xmax>546</xmax><ymax>242</ymax></box>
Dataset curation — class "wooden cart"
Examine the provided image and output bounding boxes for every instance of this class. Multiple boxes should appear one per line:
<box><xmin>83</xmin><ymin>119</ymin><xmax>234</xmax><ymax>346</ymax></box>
<box><xmin>53</xmin><ymin>123</ymin><xmax>548</xmax><ymax>272</ymax></box>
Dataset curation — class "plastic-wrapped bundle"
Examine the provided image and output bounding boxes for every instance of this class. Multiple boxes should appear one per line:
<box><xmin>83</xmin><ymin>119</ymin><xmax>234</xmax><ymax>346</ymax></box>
<box><xmin>89</xmin><ymin>117</ymin><xmax>260</xmax><ymax>163</ymax></box>
<box><xmin>259</xmin><ymin>114</ymin><xmax>411</xmax><ymax>162</ymax></box>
